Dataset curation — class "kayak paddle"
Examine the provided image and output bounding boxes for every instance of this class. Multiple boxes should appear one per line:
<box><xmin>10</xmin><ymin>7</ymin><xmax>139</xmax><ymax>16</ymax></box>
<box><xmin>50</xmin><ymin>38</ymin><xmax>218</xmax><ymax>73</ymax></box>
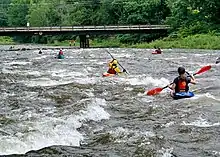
<box><xmin>106</xmin><ymin>50</ymin><xmax>129</xmax><ymax>74</ymax></box>
<box><xmin>146</xmin><ymin>65</ymin><xmax>211</xmax><ymax>96</ymax></box>
<box><xmin>193</xmin><ymin>65</ymin><xmax>211</xmax><ymax>75</ymax></box>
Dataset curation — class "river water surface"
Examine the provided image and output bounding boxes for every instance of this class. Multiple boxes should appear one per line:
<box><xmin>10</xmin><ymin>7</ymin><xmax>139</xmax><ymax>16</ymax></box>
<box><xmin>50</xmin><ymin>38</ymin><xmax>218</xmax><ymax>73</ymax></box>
<box><xmin>0</xmin><ymin>46</ymin><xmax>220</xmax><ymax>157</ymax></box>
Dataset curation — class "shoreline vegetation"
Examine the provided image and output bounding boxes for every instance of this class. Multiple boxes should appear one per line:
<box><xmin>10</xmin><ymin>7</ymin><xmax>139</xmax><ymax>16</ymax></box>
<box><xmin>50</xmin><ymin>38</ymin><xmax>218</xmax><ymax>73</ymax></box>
<box><xmin>1</xmin><ymin>34</ymin><xmax>220</xmax><ymax>50</ymax></box>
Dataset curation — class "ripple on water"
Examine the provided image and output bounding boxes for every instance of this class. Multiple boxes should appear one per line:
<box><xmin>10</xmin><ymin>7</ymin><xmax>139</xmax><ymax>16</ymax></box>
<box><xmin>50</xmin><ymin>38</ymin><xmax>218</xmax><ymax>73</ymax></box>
<box><xmin>0</xmin><ymin>47</ymin><xmax>220</xmax><ymax>156</ymax></box>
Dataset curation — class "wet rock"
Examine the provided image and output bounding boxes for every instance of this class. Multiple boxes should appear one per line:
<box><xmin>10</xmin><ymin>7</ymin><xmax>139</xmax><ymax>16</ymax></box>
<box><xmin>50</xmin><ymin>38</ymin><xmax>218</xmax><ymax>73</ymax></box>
<box><xmin>88</xmin><ymin>133</ymin><xmax>115</xmax><ymax>146</ymax></box>
<box><xmin>177</xmin><ymin>126</ymin><xmax>192</xmax><ymax>133</ymax></box>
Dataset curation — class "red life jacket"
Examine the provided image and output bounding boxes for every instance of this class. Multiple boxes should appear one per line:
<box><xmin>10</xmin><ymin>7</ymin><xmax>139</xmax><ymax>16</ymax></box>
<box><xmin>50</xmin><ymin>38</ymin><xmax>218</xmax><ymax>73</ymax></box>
<box><xmin>178</xmin><ymin>79</ymin><xmax>187</xmax><ymax>92</ymax></box>
<box><xmin>174</xmin><ymin>77</ymin><xmax>190</xmax><ymax>93</ymax></box>
<box><xmin>107</xmin><ymin>68</ymin><xmax>116</xmax><ymax>74</ymax></box>
<box><xmin>155</xmin><ymin>49</ymin><xmax>161</xmax><ymax>54</ymax></box>
<box><xmin>59</xmin><ymin>50</ymin><xmax>63</xmax><ymax>55</ymax></box>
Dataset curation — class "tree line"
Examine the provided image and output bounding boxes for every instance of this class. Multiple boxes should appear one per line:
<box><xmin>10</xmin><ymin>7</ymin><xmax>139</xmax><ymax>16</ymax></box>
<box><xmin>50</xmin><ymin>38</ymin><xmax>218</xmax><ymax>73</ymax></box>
<box><xmin>0</xmin><ymin>0</ymin><xmax>219</xmax><ymax>43</ymax></box>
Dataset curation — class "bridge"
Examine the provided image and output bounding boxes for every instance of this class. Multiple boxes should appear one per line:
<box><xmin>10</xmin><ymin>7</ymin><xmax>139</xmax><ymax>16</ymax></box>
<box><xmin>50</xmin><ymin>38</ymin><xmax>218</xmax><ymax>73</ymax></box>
<box><xmin>0</xmin><ymin>25</ymin><xmax>170</xmax><ymax>48</ymax></box>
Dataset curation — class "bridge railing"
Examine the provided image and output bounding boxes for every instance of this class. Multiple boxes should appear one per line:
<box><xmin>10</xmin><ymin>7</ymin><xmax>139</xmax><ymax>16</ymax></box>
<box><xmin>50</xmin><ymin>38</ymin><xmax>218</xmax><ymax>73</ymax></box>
<box><xmin>0</xmin><ymin>25</ymin><xmax>170</xmax><ymax>32</ymax></box>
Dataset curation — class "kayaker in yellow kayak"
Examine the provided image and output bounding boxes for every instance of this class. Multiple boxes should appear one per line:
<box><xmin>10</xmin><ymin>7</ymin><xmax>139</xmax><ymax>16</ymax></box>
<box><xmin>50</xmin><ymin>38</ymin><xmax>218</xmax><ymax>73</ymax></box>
<box><xmin>107</xmin><ymin>59</ymin><xmax>125</xmax><ymax>74</ymax></box>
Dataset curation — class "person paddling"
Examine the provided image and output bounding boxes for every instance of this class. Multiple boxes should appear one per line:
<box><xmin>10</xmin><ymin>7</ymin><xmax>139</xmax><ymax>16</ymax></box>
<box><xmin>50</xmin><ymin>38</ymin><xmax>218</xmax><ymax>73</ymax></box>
<box><xmin>58</xmin><ymin>49</ymin><xmax>63</xmax><ymax>55</ymax></box>
<box><xmin>169</xmin><ymin>67</ymin><xmax>196</xmax><ymax>96</ymax></box>
<box><xmin>57</xmin><ymin>49</ymin><xmax>64</xmax><ymax>59</ymax></box>
<box><xmin>155</xmin><ymin>47</ymin><xmax>162</xmax><ymax>54</ymax></box>
<box><xmin>107</xmin><ymin>59</ymin><xmax>126</xmax><ymax>74</ymax></box>
<box><xmin>216</xmin><ymin>57</ymin><xmax>220</xmax><ymax>64</ymax></box>
<box><xmin>153</xmin><ymin>46</ymin><xmax>162</xmax><ymax>54</ymax></box>
<box><xmin>39</xmin><ymin>49</ymin><xmax>42</xmax><ymax>54</ymax></box>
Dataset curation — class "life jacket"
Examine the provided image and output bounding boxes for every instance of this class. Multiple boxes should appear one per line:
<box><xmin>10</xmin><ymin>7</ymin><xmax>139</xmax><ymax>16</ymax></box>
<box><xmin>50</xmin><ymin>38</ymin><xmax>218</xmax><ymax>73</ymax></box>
<box><xmin>155</xmin><ymin>49</ymin><xmax>162</xmax><ymax>54</ymax></box>
<box><xmin>107</xmin><ymin>68</ymin><xmax>117</xmax><ymax>74</ymax></box>
<box><xmin>59</xmin><ymin>50</ymin><xmax>63</xmax><ymax>55</ymax></box>
<box><xmin>107</xmin><ymin>61</ymin><xmax>118</xmax><ymax>74</ymax></box>
<box><xmin>174</xmin><ymin>77</ymin><xmax>190</xmax><ymax>93</ymax></box>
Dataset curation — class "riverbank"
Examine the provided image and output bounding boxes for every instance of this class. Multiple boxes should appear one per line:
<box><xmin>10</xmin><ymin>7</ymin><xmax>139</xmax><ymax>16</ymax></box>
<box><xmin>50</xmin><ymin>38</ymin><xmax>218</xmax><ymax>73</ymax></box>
<box><xmin>91</xmin><ymin>34</ymin><xmax>220</xmax><ymax>49</ymax></box>
<box><xmin>0</xmin><ymin>36</ymin><xmax>14</xmax><ymax>45</ymax></box>
<box><xmin>92</xmin><ymin>34</ymin><xmax>220</xmax><ymax>50</ymax></box>
<box><xmin>1</xmin><ymin>34</ymin><xmax>220</xmax><ymax>50</ymax></box>
<box><xmin>130</xmin><ymin>34</ymin><xmax>220</xmax><ymax>50</ymax></box>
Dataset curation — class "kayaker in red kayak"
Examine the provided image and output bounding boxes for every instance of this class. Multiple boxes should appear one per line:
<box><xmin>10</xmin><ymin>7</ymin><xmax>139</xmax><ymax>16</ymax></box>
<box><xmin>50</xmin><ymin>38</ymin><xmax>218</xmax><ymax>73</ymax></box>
<box><xmin>152</xmin><ymin>46</ymin><xmax>162</xmax><ymax>54</ymax></box>
<box><xmin>107</xmin><ymin>59</ymin><xmax>125</xmax><ymax>74</ymax></box>
<box><xmin>169</xmin><ymin>67</ymin><xmax>196</xmax><ymax>96</ymax></box>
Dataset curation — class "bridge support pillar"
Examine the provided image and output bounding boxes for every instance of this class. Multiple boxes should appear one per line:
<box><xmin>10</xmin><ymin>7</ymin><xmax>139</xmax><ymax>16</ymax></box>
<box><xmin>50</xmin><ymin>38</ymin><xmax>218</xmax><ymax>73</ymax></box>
<box><xmin>79</xmin><ymin>35</ymin><xmax>89</xmax><ymax>48</ymax></box>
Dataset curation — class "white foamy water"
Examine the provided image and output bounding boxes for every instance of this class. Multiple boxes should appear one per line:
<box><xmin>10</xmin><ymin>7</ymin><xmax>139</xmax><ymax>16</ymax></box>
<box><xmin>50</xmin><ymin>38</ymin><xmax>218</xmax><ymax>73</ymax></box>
<box><xmin>5</xmin><ymin>61</ymin><xmax>32</xmax><ymax>65</ymax></box>
<box><xmin>51</xmin><ymin>70</ymin><xmax>83</xmax><ymax>78</ymax></box>
<box><xmin>0</xmin><ymin>98</ymin><xmax>110</xmax><ymax>155</ymax></box>
<box><xmin>192</xmin><ymin>93</ymin><xmax>220</xmax><ymax>101</ymax></box>
<box><xmin>107</xmin><ymin>52</ymin><xmax>132</xmax><ymax>59</ymax></box>
<box><xmin>109</xmin><ymin>127</ymin><xmax>155</xmax><ymax>143</ymax></box>
<box><xmin>158</xmin><ymin>147</ymin><xmax>174</xmax><ymax>157</ymax></box>
<box><xmin>74</xmin><ymin>77</ymin><xmax>98</xmax><ymax>84</ymax></box>
<box><xmin>32</xmin><ymin>55</ymin><xmax>48</xmax><ymax>60</ymax></box>
<box><xmin>23</xmin><ymin>78</ymin><xmax>73</xmax><ymax>87</ymax></box>
<box><xmin>80</xmin><ymin>98</ymin><xmax>110</xmax><ymax>121</ymax></box>
<box><xmin>182</xmin><ymin>117</ymin><xmax>220</xmax><ymax>127</ymax></box>
<box><xmin>164</xmin><ymin>56</ymin><xmax>187</xmax><ymax>60</ymax></box>
<box><xmin>127</xmin><ymin>76</ymin><xmax>169</xmax><ymax>86</ymax></box>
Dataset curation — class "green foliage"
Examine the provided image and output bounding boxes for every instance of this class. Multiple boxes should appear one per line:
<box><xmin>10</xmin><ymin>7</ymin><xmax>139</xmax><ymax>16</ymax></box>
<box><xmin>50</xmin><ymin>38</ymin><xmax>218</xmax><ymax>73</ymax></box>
<box><xmin>0</xmin><ymin>36</ymin><xmax>14</xmax><ymax>44</ymax></box>
<box><xmin>130</xmin><ymin>34</ymin><xmax>220</xmax><ymax>50</ymax></box>
<box><xmin>117</xmin><ymin>33</ymin><xmax>166</xmax><ymax>44</ymax></box>
<box><xmin>121</xmin><ymin>0</ymin><xmax>165</xmax><ymax>25</ymax></box>
<box><xmin>166</xmin><ymin>0</ymin><xmax>220</xmax><ymax>33</ymax></box>
<box><xmin>7</xmin><ymin>0</ymin><xmax>30</xmax><ymax>26</ymax></box>
<box><xmin>177</xmin><ymin>21</ymin><xmax>211</xmax><ymax>37</ymax></box>
<box><xmin>0</xmin><ymin>0</ymin><xmax>11</xmax><ymax>26</ymax></box>
<box><xmin>0</xmin><ymin>0</ymin><xmax>219</xmax><ymax>47</ymax></box>
<box><xmin>91</xmin><ymin>36</ymin><xmax>124</xmax><ymax>47</ymax></box>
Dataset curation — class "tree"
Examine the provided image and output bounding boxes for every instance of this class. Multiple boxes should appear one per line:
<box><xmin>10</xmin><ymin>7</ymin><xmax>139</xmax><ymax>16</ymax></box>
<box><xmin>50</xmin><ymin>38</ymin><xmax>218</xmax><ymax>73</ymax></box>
<box><xmin>0</xmin><ymin>0</ymin><xmax>11</xmax><ymax>26</ymax></box>
<box><xmin>7</xmin><ymin>0</ymin><xmax>30</xmax><ymax>26</ymax></box>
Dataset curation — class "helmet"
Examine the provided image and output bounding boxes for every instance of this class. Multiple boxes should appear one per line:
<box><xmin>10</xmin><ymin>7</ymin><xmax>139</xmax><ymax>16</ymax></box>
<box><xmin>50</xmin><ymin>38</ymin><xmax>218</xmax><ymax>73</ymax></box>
<box><xmin>178</xmin><ymin>67</ymin><xmax>185</xmax><ymax>75</ymax></box>
<box><xmin>112</xmin><ymin>59</ymin><xmax>118</xmax><ymax>64</ymax></box>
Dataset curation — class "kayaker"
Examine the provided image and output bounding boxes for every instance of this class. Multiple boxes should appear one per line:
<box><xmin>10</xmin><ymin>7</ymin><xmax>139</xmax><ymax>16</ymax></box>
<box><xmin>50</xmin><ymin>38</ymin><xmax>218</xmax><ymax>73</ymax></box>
<box><xmin>107</xmin><ymin>59</ymin><xmax>125</xmax><ymax>74</ymax></box>
<box><xmin>169</xmin><ymin>67</ymin><xmax>196</xmax><ymax>96</ymax></box>
<box><xmin>58</xmin><ymin>49</ymin><xmax>63</xmax><ymax>56</ymax></box>
<box><xmin>216</xmin><ymin>57</ymin><xmax>220</xmax><ymax>64</ymax></box>
<box><xmin>57</xmin><ymin>49</ymin><xmax>64</xmax><ymax>59</ymax></box>
<box><xmin>153</xmin><ymin>46</ymin><xmax>162</xmax><ymax>54</ymax></box>
<box><xmin>39</xmin><ymin>49</ymin><xmax>42</xmax><ymax>54</ymax></box>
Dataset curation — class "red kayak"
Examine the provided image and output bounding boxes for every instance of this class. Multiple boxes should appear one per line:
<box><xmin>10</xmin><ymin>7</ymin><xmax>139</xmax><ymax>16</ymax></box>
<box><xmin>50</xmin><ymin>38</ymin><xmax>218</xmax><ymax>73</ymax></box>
<box><xmin>152</xmin><ymin>50</ymin><xmax>162</xmax><ymax>54</ymax></box>
<box><xmin>102</xmin><ymin>72</ymin><xmax>116</xmax><ymax>77</ymax></box>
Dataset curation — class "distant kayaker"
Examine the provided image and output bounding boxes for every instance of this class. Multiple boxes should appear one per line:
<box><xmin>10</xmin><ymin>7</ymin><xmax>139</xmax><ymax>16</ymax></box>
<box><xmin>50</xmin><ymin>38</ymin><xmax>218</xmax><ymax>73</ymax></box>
<box><xmin>39</xmin><ymin>49</ymin><xmax>42</xmax><ymax>54</ymax></box>
<box><xmin>152</xmin><ymin>46</ymin><xmax>162</xmax><ymax>54</ymax></box>
<box><xmin>107</xmin><ymin>59</ymin><xmax>125</xmax><ymax>74</ymax></box>
<box><xmin>57</xmin><ymin>49</ymin><xmax>64</xmax><ymax>59</ymax></box>
<box><xmin>154</xmin><ymin>46</ymin><xmax>162</xmax><ymax>54</ymax></box>
<box><xmin>216</xmin><ymin>57</ymin><xmax>220</xmax><ymax>64</ymax></box>
<box><xmin>58</xmin><ymin>49</ymin><xmax>63</xmax><ymax>56</ymax></box>
<box><xmin>169</xmin><ymin>67</ymin><xmax>196</xmax><ymax>96</ymax></box>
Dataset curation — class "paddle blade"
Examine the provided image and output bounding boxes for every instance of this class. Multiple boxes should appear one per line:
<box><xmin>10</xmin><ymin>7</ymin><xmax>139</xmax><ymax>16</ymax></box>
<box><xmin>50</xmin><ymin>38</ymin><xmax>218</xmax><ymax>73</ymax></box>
<box><xmin>194</xmin><ymin>65</ymin><xmax>211</xmax><ymax>75</ymax></box>
<box><xmin>146</xmin><ymin>87</ymin><xmax>163</xmax><ymax>96</ymax></box>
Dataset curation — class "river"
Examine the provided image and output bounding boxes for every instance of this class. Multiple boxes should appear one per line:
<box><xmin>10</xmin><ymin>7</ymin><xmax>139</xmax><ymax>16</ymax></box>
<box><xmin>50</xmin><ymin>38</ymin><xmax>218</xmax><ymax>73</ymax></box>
<box><xmin>0</xmin><ymin>46</ymin><xmax>220</xmax><ymax>157</ymax></box>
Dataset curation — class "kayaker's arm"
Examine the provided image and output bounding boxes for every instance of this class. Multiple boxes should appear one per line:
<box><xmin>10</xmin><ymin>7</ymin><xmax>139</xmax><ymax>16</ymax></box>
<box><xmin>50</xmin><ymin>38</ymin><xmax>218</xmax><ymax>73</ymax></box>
<box><xmin>114</xmin><ymin>67</ymin><xmax>122</xmax><ymax>74</ymax></box>
<box><xmin>168</xmin><ymin>83</ymin><xmax>175</xmax><ymax>90</ymax></box>
<box><xmin>190</xmin><ymin>77</ymin><xmax>196</xmax><ymax>84</ymax></box>
<box><xmin>186</xmin><ymin>72</ymin><xmax>196</xmax><ymax>84</ymax></box>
